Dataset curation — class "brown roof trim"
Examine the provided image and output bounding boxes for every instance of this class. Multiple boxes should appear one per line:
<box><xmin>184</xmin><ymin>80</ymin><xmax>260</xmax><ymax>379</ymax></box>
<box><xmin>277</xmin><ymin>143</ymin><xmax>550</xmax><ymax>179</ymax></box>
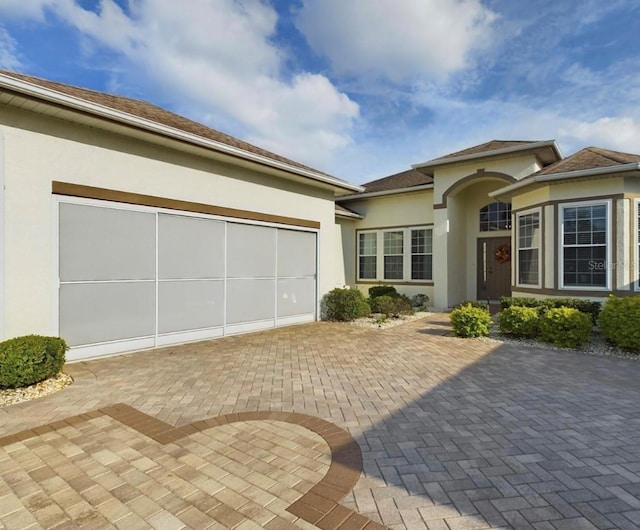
<box><xmin>0</xmin><ymin>70</ymin><xmax>362</xmax><ymax>194</ymax></box>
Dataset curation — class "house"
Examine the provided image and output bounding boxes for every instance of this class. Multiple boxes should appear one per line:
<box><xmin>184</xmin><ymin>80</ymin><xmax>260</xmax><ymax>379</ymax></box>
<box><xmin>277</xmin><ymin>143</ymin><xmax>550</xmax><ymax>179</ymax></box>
<box><xmin>0</xmin><ymin>70</ymin><xmax>362</xmax><ymax>360</ymax></box>
<box><xmin>337</xmin><ymin>141</ymin><xmax>640</xmax><ymax>309</ymax></box>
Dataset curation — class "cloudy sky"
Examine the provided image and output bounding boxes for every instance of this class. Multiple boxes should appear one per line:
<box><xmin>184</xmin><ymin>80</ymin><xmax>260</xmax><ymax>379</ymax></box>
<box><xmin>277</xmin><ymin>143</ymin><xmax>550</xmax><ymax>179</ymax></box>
<box><xmin>0</xmin><ymin>0</ymin><xmax>638</xmax><ymax>184</ymax></box>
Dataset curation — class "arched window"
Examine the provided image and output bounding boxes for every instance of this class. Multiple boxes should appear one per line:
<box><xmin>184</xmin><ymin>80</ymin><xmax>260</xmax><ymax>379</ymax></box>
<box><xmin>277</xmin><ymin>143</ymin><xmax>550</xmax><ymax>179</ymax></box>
<box><xmin>479</xmin><ymin>202</ymin><xmax>512</xmax><ymax>231</ymax></box>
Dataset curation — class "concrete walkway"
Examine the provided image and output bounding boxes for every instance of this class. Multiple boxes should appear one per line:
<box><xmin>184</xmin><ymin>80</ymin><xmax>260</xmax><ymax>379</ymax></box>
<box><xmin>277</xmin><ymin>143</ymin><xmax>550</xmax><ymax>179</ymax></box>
<box><xmin>1</xmin><ymin>314</ymin><xmax>640</xmax><ymax>529</ymax></box>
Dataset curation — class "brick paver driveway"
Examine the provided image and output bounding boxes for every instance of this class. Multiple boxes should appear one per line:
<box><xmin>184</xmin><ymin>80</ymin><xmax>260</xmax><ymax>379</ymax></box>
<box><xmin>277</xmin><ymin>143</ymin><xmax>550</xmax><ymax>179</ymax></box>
<box><xmin>2</xmin><ymin>314</ymin><xmax>640</xmax><ymax>529</ymax></box>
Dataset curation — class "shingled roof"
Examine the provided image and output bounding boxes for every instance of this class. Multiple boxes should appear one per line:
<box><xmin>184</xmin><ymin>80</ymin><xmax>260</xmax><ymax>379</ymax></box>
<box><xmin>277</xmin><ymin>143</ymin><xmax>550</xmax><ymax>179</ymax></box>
<box><xmin>434</xmin><ymin>140</ymin><xmax>537</xmax><ymax>161</ymax></box>
<box><xmin>0</xmin><ymin>70</ymin><xmax>340</xmax><ymax>180</ymax></box>
<box><xmin>360</xmin><ymin>168</ymin><xmax>433</xmax><ymax>193</ymax></box>
<box><xmin>534</xmin><ymin>146</ymin><xmax>640</xmax><ymax>176</ymax></box>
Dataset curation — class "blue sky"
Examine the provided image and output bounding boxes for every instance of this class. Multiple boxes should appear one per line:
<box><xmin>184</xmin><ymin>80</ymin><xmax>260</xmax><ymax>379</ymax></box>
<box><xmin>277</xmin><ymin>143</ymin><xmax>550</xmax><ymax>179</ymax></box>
<box><xmin>0</xmin><ymin>0</ymin><xmax>639</xmax><ymax>184</ymax></box>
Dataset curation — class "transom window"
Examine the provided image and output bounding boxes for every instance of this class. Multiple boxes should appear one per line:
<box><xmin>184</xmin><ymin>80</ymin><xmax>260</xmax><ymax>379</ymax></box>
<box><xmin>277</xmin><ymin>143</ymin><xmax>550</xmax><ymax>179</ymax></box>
<box><xmin>561</xmin><ymin>201</ymin><xmax>609</xmax><ymax>289</ymax></box>
<box><xmin>479</xmin><ymin>202</ymin><xmax>512</xmax><ymax>231</ymax></box>
<box><xmin>516</xmin><ymin>210</ymin><xmax>540</xmax><ymax>286</ymax></box>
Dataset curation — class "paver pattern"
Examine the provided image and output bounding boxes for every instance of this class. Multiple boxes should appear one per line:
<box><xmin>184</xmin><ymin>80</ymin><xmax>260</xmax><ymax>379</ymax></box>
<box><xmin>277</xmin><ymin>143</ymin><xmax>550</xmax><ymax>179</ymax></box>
<box><xmin>1</xmin><ymin>314</ymin><xmax>640</xmax><ymax>529</ymax></box>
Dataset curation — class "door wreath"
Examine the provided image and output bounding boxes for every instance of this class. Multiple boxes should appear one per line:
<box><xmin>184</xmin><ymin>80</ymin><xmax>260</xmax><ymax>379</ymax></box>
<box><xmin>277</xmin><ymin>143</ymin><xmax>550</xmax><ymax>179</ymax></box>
<box><xmin>495</xmin><ymin>244</ymin><xmax>511</xmax><ymax>264</ymax></box>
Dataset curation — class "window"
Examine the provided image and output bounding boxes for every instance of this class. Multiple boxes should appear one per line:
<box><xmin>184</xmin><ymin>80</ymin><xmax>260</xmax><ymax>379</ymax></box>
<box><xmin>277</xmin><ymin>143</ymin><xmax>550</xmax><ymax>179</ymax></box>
<box><xmin>480</xmin><ymin>202</ymin><xmax>512</xmax><ymax>231</ymax></box>
<box><xmin>384</xmin><ymin>231</ymin><xmax>403</xmax><ymax>279</ymax></box>
<box><xmin>358</xmin><ymin>232</ymin><xmax>377</xmax><ymax>279</ymax></box>
<box><xmin>561</xmin><ymin>201</ymin><xmax>609</xmax><ymax>289</ymax></box>
<box><xmin>411</xmin><ymin>229</ymin><xmax>432</xmax><ymax>280</ymax></box>
<box><xmin>516</xmin><ymin>210</ymin><xmax>540</xmax><ymax>286</ymax></box>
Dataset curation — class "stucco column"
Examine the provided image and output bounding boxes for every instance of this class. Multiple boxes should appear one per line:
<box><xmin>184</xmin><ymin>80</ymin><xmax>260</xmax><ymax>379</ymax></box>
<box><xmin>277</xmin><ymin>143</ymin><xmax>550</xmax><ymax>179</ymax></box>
<box><xmin>433</xmin><ymin>208</ymin><xmax>449</xmax><ymax>309</ymax></box>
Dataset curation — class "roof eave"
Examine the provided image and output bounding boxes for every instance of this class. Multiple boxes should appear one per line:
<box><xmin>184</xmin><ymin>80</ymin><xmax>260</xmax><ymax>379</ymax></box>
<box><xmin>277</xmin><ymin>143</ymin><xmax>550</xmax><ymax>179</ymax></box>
<box><xmin>412</xmin><ymin>140</ymin><xmax>562</xmax><ymax>173</ymax></box>
<box><xmin>489</xmin><ymin>163</ymin><xmax>640</xmax><ymax>199</ymax></box>
<box><xmin>336</xmin><ymin>183</ymin><xmax>434</xmax><ymax>201</ymax></box>
<box><xmin>0</xmin><ymin>73</ymin><xmax>363</xmax><ymax>194</ymax></box>
<box><xmin>335</xmin><ymin>210</ymin><xmax>363</xmax><ymax>220</ymax></box>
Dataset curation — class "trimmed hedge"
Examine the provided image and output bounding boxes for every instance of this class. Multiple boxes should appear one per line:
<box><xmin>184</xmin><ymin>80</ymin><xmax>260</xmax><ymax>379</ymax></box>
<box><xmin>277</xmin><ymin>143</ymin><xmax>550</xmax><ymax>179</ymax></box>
<box><xmin>500</xmin><ymin>296</ymin><xmax>601</xmax><ymax>324</ymax></box>
<box><xmin>538</xmin><ymin>308</ymin><xmax>592</xmax><ymax>348</ymax></box>
<box><xmin>368</xmin><ymin>285</ymin><xmax>398</xmax><ymax>300</ymax></box>
<box><xmin>450</xmin><ymin>304</ymin><xmax>492</xmax><ymax>338</ymax></box>
<box><xmin>0</xmin><ymin>335</ymin><xmax>67</xmax><ymax>389</ymax></box>
<box><xmin>499</xmin><ymin>306</ymin><xmax>539</xmax><ymax>338</ymax></box>
<box><xmin>453</xmin><ymin>300</ymin><xmax>489</xmax><ymax>311</ymax></box>
<box><xmin>323</xmin><ymin>288</ymin><xmax>371</xmax><ymax>321</ymax></box>
<box><xmin>599</xmin><ymin>295</ymin><xmax>640</xmax><ymax>352</ymax></box>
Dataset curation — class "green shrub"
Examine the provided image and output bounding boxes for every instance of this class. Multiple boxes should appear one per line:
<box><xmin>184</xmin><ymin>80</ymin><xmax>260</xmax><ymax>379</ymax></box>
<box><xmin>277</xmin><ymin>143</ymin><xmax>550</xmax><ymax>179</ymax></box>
<box><xmin>538</xmin><ymin>308</ymin><xmax>592</xmax><ymax>348</ymax></box>
<box><xmin>0</xmin><ymin>335</ymin><xmax>67</xmax><ymax>389</ymax></box>
<box><xmin>500</xmin><ymin>296</ymin><xmax>601</xmax><ymax>324</ymax></box>
<box><xmin>368</xmin><ymin>285</ymin><xmax>398</xmax><ymax>300</ymax></box>
<box><xmin>453</xmin><ymin>300</ymin><xmax>489</xmax><ymax>311</ymax></box>
<box><xmin>599</xmin><ymin>295</ymin><xmax>640</xmax><ymax>352</ymax></box>
<box><xmin>499</xmin><ymin>306</ymin><xmax>539</xmax><ymax>338</ymax></box>
<box><xmin>323</xmin><ymin>288</ymin><xmax>371</xmax><ymax>321</ymax></box>
<box><xmin>411</xmin><ymin>294</ymin><xmax>429</xmax><ymax>310</ymax></box>
<box><xmin>450</xmin><ymin>304</ymin><xmax>492</xmax><ymax>338</ymax></box>
<box><xmin>371</xmin><ymin>294</ymin><xmax>413</xmax><ymax>318</ymax></box>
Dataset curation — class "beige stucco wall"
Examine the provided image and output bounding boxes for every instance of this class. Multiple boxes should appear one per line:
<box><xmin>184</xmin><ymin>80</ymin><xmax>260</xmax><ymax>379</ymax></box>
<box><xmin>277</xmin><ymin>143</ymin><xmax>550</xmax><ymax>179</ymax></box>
<box><xmin>342</xmin><ymin>189</ymin><xmax>434</xmax><ymax>228</ymax></box>
<box><xmin>335</xmin><ymin>218</ymin><xmax>356</xmax><ymax>287</ymax></box>
<box><xmin>0</xmin><ymin>105</ymin><xmax>339</xmax><ymax>340</ymax></box>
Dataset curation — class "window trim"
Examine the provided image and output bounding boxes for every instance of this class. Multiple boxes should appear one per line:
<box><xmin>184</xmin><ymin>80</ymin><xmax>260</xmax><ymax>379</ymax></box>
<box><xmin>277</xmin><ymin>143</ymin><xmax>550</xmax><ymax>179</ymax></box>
<box><xmin>357</xmin><ymin>230</ymin><xmax>378</xmax><ymax>281</ymax></box>
<box><xmin>410</xmin><ymin>227</ymin><xmax>433</xmax><ymax>281</ymax></box>
<box><xmin>382</xmin><ymin>230</ymin><xmax>404</xmax><ymax>280</ymax></box>
<box><xmin>479</xmin><ymin>202</ymin><xmax>512</xmax><ymax>232</ymax></box>
<box><xmin>558</xmin><ymin>199</ymin><xmax>611</xmax><ymax>291</ymax></box>
<box><xmin>635</xmin><ymin>199</ymin><xmax>640</xmax><ymax>292</ymax></box>
<box><xmin>356</xmin><ymin>226</ymin><xmax>433</xmax><ymax>283</ymax></box>
<box><xmin>515</xmin><ymin>207</ymin><xmax>542</xmax><ymax>289</ymax></box>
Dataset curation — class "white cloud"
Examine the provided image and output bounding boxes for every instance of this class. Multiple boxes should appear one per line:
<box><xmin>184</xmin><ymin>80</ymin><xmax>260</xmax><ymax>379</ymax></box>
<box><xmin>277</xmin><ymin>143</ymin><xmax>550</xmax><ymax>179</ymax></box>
<box><xmin>0</xmin><ymin>27</ymin><xmax>21</xmax><ymax>69</ymax></box>
<box><xmin>560</xmin><ymin>117</ymin><xmax>640</xmax><ymax>154</ymax></box>
<box><xmin>0</xmin><ymin>0</ymin><xmax>359</xmax><ymax>170</ymax></box>
<box><xmin>295</xmin><ymin>0</ymin><xmax>497</xmax><ymax>82</ymax></box>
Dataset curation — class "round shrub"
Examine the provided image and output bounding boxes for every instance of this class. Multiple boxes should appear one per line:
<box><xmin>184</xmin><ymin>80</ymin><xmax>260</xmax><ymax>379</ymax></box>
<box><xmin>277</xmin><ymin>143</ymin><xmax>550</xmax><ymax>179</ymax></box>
<box><xmin>411</xmin><ymin>294</ymin><xmax>429</xmax><ymax>310</ymax></box>
<box><xmin>499</xmin><ymin>306</ymin><xmax>539</xmax><ymax>338</ymax></box>
<box><xmin>393</xmin><ymin>294</ymin><xmax>413</xmax><ymax>316</ymax></box>
<box><xmin>0</xmin><ymin>335</ymin><xmax>68</xmax><ymax>389</ymax></box>
<box><xmin>538</xmin><ymin>308</ymin><xmax>592</xmax><ymax>348</ymax></box>
<box><xmin>323</xmin><ymin>288</ymin><xmax>371</xmax><ymax>322</ymax></box>
<box><xmin>368</xmin><ymin>285</ymin><xmax>398</xmax><ymax>300</ymax></box>
<box><xmin>371</xmin><ymin>295</ymin><xmax>396</xmax><ymax>317</ymax></box>
<box><xmin>599</xmin><ymin>295</ymin><xmax>640</xmax><ymax>352</ymax></box>
<box><xmin>450</xmin><ymin>304</ymin><xmax>492</xmax><ymax>338</ymax></box>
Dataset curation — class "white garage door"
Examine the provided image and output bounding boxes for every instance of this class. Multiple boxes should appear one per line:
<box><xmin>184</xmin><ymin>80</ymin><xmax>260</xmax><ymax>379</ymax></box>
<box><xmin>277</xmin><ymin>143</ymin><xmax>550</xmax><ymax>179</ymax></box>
<box><xmin>59</xmin><ymin>201</ymin><xmax>317</xmax><ymax>360</ymax></box>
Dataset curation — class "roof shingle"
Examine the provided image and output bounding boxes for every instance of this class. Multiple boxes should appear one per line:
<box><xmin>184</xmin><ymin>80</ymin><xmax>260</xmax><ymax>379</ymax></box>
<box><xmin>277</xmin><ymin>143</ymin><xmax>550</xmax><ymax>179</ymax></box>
<box><xmin>534</xmin><ymin>146</ymin><xmax>640</xmax><ymax>176</ymax></box>
<box><xmin>361</xmin><ymin>168</ymin><xmax>433</xmax><ymax>193</ymax></box>
<box><xmin>0</xmin><ymin>69</ymin><xmax>337</xmax><ymax>179</ymax></box>
<box><xmin>431</xmin><ymin>140</ymin><xmax>539</xmax><ymax>161</ymax></box>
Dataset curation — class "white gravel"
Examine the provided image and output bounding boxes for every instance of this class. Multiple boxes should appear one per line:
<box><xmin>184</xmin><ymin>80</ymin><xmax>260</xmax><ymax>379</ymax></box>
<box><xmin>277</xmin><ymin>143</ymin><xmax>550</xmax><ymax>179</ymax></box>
<box><xmin>0</xmin><ymin>372</ymin><xmax>73</xmax><ymax>407</ymax></box>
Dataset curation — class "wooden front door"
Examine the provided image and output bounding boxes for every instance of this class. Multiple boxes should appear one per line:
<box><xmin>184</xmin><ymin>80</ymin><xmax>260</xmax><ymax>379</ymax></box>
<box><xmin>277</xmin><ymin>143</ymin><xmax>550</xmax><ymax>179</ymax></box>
<box><xmin>477</xmin><ymin>237</ymin><xmax>511</xmax><ymax>301</ymax></box>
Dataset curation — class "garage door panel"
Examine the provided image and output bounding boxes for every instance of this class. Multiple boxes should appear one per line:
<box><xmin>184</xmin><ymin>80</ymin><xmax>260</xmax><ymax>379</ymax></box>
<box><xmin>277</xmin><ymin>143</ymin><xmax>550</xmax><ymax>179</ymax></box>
<box><xmin>227</xmin><ymin>224</ymin><xmax>276</xmax><ymax>278</ymax></box>
<box><xmin>277</xmin><ymin>230</ymin><xmax>316</xmax><ymax>278</ymax></box>
<box><xmin>158</xmin><ymin>214</ymin><xmax>225</xmax><ymax>279</ymax></box>
<box><xmin>59</xmin><ymin>204</ymin><xmax>155</xmax><ymax>281</ymax></box>
<box><xmin>226</xmin><ymin>279</ymin><xmax>275</xmax><ymax>324</ymax></box>
<box><xmin>158</xmin><ymin>280</ymin><xmax>224</xmax><ymax>334</ymax></box>
<box><xmin>277</xmin><ymin>278</ymin><xmax>315</xmax><ymax>317</ymax></box>
<box><xmin>60</xmin><ymin>282</ymin><xmax>155</xmax><ymax>347</ymax></box>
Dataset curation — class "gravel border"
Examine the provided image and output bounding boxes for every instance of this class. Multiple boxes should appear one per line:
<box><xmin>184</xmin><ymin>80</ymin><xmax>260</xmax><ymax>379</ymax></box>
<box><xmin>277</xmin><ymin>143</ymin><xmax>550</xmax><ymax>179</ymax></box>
<box><xmin>0</xmin><ymin>372</ymin><xmax>73</xmax><ymax>407</ymax></box>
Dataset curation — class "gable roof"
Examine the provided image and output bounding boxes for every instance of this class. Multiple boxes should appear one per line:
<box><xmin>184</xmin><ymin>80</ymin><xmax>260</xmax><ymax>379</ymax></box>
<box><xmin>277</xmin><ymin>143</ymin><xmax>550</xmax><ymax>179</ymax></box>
<box><xmin>534</xmin><ymin>146</ymin><xmax>640</xmax><ymax>176</ymax></box>
<box><xmin>413</xmin><ymin>139</ymin><xmax>561</xmax><ymax>174</ymax></box>
<box><xmin>490</xmin><ymin>146</ymin><xmax>640</xmax><ymax>199</ymax></box>
<box><xmin>362</xmin><ymin>169</ymin><xmax>433</xmax><ymax>193</ymax></box>
<box><xmin>0</xmin><ymin>70</ymin><xmax>362</xmax><ymax>194</ymax></box>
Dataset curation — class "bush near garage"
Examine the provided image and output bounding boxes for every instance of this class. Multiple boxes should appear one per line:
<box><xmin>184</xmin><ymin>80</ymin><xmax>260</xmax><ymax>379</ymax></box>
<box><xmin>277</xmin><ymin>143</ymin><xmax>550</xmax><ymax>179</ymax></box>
<box><xmin>450</xmin><ymin>304</ymin><xmax>492</xmax><ymax>338</ymax></box>
<box><xmin>599</xmin><ymin>295</ymin><xmax>640</xmax><ymax>352</ymax></box>
<box><xmin>538</xmin><ymin>308</ymin><xmax>592</xmax><ymax>348</ymax></box>
<box><xmin>498</xmin><ymin>306</ymin><xmax>539</xmax><ymax>338</ymax></box>
<box><xmin>500</xmin><ymin>296</ymin><xmax>601</xmax><ymax>324</ymax></box>
<box><xmin>410</xmin><ymin>294</ymin><xmax>430</xmax><ymax>310</ymax></box>
<box><xmin>371</xmin><ymin>295</ymin><xmax>413</xmax><ymax>318</ymax></box>
<box><xmin>368</xmin><ymin>285</ymin><xmax>398</xmax><ymax>300</ymax></box>
<box><xmin>0</xmin><ymin>335</ymin><xmax>68</xmax><ymax>389</ymax></box>
<box><xmin>323</xmin><ymin>288</ymin><xmax>371</xmax><ymax>322</ymax></box>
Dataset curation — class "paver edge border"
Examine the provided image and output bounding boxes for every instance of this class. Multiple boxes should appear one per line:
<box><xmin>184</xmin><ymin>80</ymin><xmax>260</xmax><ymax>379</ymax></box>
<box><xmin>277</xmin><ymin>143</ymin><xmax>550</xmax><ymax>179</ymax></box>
<box><xmin>0</xmin><ymin>403</ymin><xmax>387</xmax><ymax>530</ymax></box>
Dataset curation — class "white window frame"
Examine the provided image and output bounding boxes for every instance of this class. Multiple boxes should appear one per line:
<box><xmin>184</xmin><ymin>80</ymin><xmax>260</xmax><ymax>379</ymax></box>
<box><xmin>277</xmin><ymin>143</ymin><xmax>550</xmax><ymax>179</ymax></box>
<box><xmin>357</xmin><ymin>230</ymin><xmax>378</xmax><ymax>280</ymax></box>
<box><xmin>515</xmin><ymin>207</ymin><xmax>542</xmax><ymax>289</ymax></box>
<box><xmin>558</xmin><ymin>199</ymin><xmax>611</xmax><ymax>291</ymax></box>
<box><xmin>383</xmin><ymin>230</ymin><xmax>404</xmax><ymax>280</ymax></box>
<box><xmin>410</xmin><ymin>227</ymin><xmax>433</xmax><ymax>281</ymax></box>
<box><xmin>635</xmin><ymin>199</ymin><xmax>640</xmax><ymax>291</ymax></box>
<box><xmin>356</xmin><ymin>226</ymin><xmax>433</xmax><ymax>283</ymax></box>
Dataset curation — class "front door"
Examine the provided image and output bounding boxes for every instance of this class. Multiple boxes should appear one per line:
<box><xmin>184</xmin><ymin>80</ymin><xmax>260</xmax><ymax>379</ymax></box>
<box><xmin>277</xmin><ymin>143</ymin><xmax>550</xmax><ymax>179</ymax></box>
<box><xmin>477</xmin><ymin>237</ymin><xmax>511</xmax><ymax>301</ymax></box>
